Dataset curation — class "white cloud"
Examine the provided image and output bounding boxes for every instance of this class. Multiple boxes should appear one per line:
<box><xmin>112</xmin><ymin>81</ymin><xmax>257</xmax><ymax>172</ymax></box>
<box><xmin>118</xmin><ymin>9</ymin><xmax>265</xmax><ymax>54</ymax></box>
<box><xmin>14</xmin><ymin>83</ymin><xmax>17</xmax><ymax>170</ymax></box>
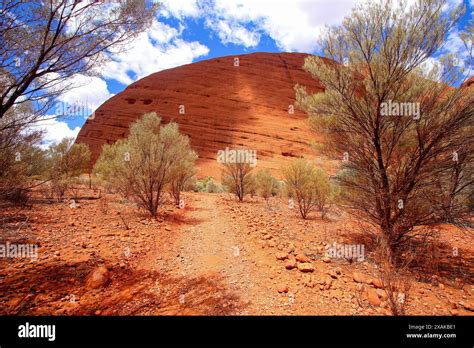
<box><xmin>55</xmin><ymin>74</ymin><xmax>113</xmax><ymax>117</ymax></box>
<box><xmin>33</xmin><ymin>116</ymin><xmax>81</xmax><ymax>148</ymax></box>
<box><xmin>161</xmin><ymin>0</ymin><xmax>468</xmax><ymax>53</ymax></box>
<box><xmin>214</xmin><ymin>0</ymin><xmax>359</xmax><ymax>52</ymax></box>
<box><xmin>207</xmin><ymin>19</ymin><xmax>260</xmax><ymax>47</ymax></box>
<box><xmin>161</xmin><ymin>0</ymin><xmax>362</xmax><ymax>52</ymax></box>
<box><xmin>102</xmin><ymin>20</ymin><xmax>209</xmax><ymax>85</ymax></box>
<box><xmin>440</xmin><ymin>29</ymin><xmax>473</xmax><ymax>77</ymax></box>
<box><xmin>160</xmin><ymin>0</ymin><xmax>201</xmax><ymax>19</ymax></box>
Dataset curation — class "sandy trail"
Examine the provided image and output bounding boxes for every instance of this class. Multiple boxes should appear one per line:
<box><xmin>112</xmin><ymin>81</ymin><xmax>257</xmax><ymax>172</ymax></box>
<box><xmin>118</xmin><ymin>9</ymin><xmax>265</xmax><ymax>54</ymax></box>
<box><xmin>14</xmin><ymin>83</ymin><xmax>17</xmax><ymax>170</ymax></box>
<box><xmin>147</xmin><ymin>193</ymin><xmax>287</xmax><ymax>315</ymax></box>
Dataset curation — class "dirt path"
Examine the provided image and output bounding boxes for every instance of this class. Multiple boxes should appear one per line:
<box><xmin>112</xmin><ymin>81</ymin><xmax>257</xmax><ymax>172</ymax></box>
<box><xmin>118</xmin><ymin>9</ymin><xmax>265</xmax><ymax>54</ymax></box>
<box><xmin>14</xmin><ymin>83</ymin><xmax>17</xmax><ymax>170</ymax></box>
<box><xmin>145</xmin><ymin>193</ymin><xmax>292</xmax><ymax>315</ymax></box>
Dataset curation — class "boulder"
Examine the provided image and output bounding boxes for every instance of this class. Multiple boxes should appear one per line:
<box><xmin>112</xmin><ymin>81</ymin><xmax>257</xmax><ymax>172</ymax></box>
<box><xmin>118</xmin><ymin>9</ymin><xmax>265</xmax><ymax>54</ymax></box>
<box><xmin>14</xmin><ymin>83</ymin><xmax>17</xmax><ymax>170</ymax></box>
<box><xmin>85</xmin><ymin>266</ymin><xmax>110</xmax><ymax>289</ymax></box>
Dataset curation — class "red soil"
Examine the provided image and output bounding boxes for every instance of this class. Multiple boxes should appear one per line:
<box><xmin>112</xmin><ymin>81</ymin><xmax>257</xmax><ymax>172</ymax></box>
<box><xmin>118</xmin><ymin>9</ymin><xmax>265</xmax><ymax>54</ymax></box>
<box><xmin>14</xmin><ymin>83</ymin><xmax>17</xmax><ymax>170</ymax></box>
<box><xmin>0</xmin><ymin>191</ymin><xmax>472</xmax><ymax>315</ymax></box>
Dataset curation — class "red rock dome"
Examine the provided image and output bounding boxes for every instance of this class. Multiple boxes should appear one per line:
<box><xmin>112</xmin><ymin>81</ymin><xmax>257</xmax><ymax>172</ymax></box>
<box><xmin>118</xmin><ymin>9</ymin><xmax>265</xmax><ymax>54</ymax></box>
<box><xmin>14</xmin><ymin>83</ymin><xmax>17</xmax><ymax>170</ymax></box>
<box><xmin>76</xmin><ymin>52</ymin><xmax>327</xmax><ymax>177</ymax></box>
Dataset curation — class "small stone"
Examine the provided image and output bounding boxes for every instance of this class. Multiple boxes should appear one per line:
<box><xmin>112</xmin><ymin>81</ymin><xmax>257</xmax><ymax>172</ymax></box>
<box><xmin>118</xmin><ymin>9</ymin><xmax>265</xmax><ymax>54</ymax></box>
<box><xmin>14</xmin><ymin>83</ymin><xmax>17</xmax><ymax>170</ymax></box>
<box><xmin>371</xmin><ymin>278</ymin><xmax>383</xmax><ymax>289</ymax></box>
<box><xmin>297</xmin><ymin>262</ymin><xmax>314</xmax><ymax>272</ymax></box>
<box><xmin>353</xmin><ymin>272</ymin><xmax>369</xmax><ymax>284</ymax></box>
<box><xmin>85</xmin><ymin>266</ymin><xmax>110</xmax><ymax>289</ymax></box>
<box><xmin>367</xmin><ymin>288</ymin><xmax>381</xmax><ymax>307</ymax></box>
<box><xmin>376</xmin><ymin>289</ymin><xmax>388</xmax><ymax>301</ymax></box>
<box><xmin>277</xmin><ymin>284</ymin><xmax>288</xmax><ymax>293</ymax></box>
<box><xmin>296</xmin><ymin>254</ymin><xmax>311</xmax><ymax>263</ymax></box>
<box><xmin>285</xmin><ymin>259</ymin><xmax>297</xmax><ymax>270</ymax></box>
<box><xmin>321</xmin><ymin>256</ymin><xmax>331</xmax><ymax>263</ymax></box>
<box><xmin>276</xmin><ymin>252</ymin><xmax>288</xmax><ymax>261</ymax></box>
<box><xmin>462</xmin><ymin>302</ymin><xmax>474</xmax><ymax>312</ymax></box>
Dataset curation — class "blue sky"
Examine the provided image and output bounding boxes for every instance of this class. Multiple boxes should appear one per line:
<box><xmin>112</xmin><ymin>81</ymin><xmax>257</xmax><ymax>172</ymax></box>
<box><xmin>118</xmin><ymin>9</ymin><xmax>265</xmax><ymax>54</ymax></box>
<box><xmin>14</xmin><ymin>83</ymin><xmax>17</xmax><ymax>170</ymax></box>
<box><xmin>40</xmin><ymin>0</ymin><xmax>473</xmax><ymax>145</ymax></box>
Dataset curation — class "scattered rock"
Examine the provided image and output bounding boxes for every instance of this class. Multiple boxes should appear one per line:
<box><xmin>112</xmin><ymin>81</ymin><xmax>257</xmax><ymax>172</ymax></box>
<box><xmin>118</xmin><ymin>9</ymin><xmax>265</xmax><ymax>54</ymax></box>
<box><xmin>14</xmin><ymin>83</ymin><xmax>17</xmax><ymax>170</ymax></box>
<box><xmin>287</xmin><ymin>243</ymin><xmax>295</xmax><ymax>254</ymax></box>
<box><xmin>297</xmin><ymin>262</ymin><xmax>315</xmax><ymax>272</ymax></box>
<box><xmin>85</xmin><ymin>266</ymin><xmax>110</xmax><ymax>289</ymax></box>
<box><xmin>324</xmin><ymin>277</ymin><xmax>333</xmax><ymax>290</ymax></box>
<box><xmin>376</xmin><ymin>289</ymin><xmax>388</xmax><ymax>301</ymax></box>
<box><xmin>367</xmin><ymin>288</ymin><xmax>381</xmax><ymax>307</ymax></box>
<box><xmin>303</xmin><ymin>274</ymin><xmax>315</xmax><ymax>288</ymax></box>
<box><xmin>353</xmin><ymin>272</ymin><xmax>369</xmax><ymax>284</ymax></box>
<box><xmin>321</xmin><ymin>256</ymin><xmax>331</xmax><ymax>263</ymax></box>
<box><xmin>296</xmin><ymin>254</ymin><xmax>311</xmax><ymax>263</ymax></box>
<box><xmin>276</xmin><ymin>252</ymin><xmax>288</xmax><ymax>261</ymax></box>
<box><xmin>328</xmin><ymin>269</ymin><xmax>338</xmax><ymax>279</ymax></box>
<box><xmin>462</xmin><ymin>302</ymin><xmax>474</xmax><ymax>312</ymax></box>
<box><xmin>277</xmin><ymin>284</ymin><xmax>289</xmax><ymax>293</ymax></box>
<box><xmin>285</xmin><ymin>259</ymin><xmax>297</xmax><ymax>270</ymax></box>
<box><xmin>370</xmin><ymin>278</ymin><xmax>383</xmax><ymax>289</ymax></box>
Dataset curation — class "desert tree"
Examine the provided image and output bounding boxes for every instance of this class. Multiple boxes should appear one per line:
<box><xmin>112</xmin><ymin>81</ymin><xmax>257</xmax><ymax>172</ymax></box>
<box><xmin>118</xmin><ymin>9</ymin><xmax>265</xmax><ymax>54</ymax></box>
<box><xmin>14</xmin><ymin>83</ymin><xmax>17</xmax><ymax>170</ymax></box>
<box><xmin>0</xmin><ymin>106</ymin><xmax>47</xmax><ymax>204</ymax></box>
<box><xmin>93</xmin><ymin>113</ymin><xmax>197</xmax><ymax>218</ymax></box>
<box><xmin>221</xmin><ymin>159</ymin><xmax>254</xmax><ymax>202</ymax></box>
<box><xmin>168</xmin><ymin>150</ymin><xmax>198</xmax><ymax>206</ymax></box>
<box><xmin>0</xmin><ymin>0</ymin><xmax>157</xmax><ymax>125</ymax></box>
<box><xmin>296</xmin><ymin>0</ymin><xmax>473</xmax><ymax>262</ymax></box>
<box><xmin>282</xmin><ymin>159</ymin><xmax>331</xmax><ymax>219</ymax></box>
<box><xmin>47</xmin><ymin>137</ymin><xmax>91</xmax><ymax>198</ymax></box>
<box><xmin>254</xmin><ymin>169</ymin><xmax>280</xmax><ymax>201</ymax></box>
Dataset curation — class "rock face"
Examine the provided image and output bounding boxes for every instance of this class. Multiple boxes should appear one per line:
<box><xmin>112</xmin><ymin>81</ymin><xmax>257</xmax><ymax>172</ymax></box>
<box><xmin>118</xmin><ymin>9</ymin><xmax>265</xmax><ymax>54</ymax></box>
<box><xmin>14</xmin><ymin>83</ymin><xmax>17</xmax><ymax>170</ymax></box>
<box><xmin>76</xmin><ymin>52</ymin><xmax>327</xmax><ymax>177</ymax></box>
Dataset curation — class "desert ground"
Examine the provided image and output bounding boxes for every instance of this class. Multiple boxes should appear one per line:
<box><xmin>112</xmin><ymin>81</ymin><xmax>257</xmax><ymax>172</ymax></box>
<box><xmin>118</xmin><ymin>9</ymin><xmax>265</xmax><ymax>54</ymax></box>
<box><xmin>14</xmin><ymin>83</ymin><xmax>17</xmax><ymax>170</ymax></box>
<box><xmin>1</xmin><ymin>189</ymin><xmax>472</xmax><ymax>316</ymax></box>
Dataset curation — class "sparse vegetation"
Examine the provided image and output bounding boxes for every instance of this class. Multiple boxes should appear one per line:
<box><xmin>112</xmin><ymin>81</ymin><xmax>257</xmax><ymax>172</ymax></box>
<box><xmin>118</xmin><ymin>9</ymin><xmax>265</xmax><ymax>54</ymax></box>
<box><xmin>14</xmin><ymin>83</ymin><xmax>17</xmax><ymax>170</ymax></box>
<box><xmin>47</xmin><ymin>137</ymin><xmax>91</xmax><ymax>199</ymax></box>
<box><xmin>168</xmin><ymin>148</ymin><xmax>197</xmax><ymax>206</ymax></box>
<box><xmin>93</xmin><ymin>113</ymin><xmax>197</xmax><ymax>218</ymax></box>
<box><xmin>221</xmin><ymin>160</ymin><xmax>254</xmax><ymax>202</ymax></box>
<box><xmin>296</xmin><ymin>0</ymin><xmax>473</xmax><ymax>261</ymax></box>
<box><xmin>282</xmin><ymin>159</ymin><xmax>331</xmax><ymax>219</ymax></box>
<box><xmin>254</xmin><ymin>169</ymin><xmax>280</xmax><ymax>201</ymax></box>
<box><xmin>0</xmin><ymin>1</ymin><xmax>157</xmax><ymax>122</ymax></box>
<box><xmin>0</xmin><ymin>108</ymin><xmax>47</xmax><ymax>204</ymax></box>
